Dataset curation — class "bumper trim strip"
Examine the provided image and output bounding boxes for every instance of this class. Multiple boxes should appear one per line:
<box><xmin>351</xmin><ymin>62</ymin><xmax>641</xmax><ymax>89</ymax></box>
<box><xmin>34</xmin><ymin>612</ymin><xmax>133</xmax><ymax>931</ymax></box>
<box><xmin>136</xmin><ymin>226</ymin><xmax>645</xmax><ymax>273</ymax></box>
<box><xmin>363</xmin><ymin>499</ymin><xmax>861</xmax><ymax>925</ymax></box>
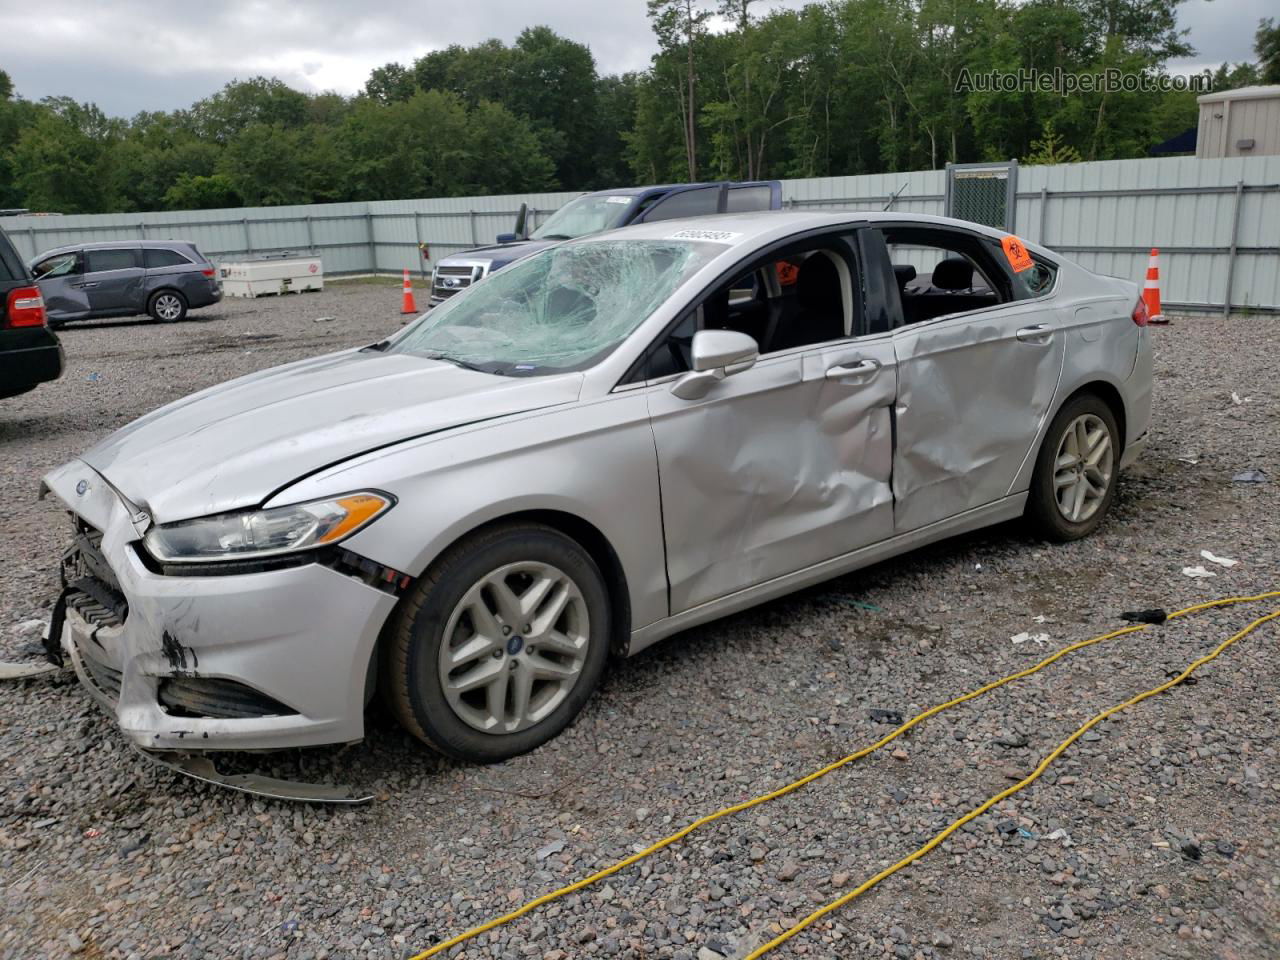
<box><xmin>132</xmin><ymin>746</ymin><xmax>374</xmax><ymax>804</ymax></box>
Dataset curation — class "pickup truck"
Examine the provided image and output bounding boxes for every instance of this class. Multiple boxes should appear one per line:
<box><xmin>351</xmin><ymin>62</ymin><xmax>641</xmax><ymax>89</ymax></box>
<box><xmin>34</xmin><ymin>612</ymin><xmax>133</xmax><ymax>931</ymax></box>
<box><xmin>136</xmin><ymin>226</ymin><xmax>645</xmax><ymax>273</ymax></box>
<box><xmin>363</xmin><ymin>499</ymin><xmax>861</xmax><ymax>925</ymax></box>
<box><xmin>1</xmin><ymin>223</ymin><xmax>63</xmax><ymax>400</ymax></box>
<box><xmin>428</xmin><ymin>180</ymin><xmax>782</xmax><ymax>306</ymax></box>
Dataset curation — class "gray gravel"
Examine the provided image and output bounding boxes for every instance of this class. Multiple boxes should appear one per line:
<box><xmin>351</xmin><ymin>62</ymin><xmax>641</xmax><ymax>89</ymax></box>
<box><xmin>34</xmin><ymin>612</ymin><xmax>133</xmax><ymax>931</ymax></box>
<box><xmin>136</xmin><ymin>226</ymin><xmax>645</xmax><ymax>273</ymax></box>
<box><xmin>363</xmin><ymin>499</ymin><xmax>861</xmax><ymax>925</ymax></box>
<box><xmin>1</xmin><ymin>295</ymin><xmax>1278</xmax><ymax>960</ymax></box>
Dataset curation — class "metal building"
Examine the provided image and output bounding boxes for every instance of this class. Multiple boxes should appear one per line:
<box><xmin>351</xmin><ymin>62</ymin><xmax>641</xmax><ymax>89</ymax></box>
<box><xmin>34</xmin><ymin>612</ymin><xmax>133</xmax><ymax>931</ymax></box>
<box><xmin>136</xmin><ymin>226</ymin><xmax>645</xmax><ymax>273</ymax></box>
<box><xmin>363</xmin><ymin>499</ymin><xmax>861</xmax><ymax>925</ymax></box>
<box><xmin>1197</xmin><ymin>85</ymin><xmax>1280</xmax><ymax>158</ymax></box>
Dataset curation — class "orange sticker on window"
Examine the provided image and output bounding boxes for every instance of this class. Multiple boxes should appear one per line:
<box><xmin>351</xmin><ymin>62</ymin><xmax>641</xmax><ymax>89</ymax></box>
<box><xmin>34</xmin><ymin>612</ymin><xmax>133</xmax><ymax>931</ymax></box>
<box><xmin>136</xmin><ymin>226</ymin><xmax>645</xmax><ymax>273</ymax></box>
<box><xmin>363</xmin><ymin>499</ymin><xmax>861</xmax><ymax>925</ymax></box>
<box><xmin>775</xmin><ymin>260</ymin><xmax>800</xmax><ymax>286</ymax></box>
<box><xmin>1001</xmin><ymin>234</ymin><xmax>1034</xmax><ymax>273</ymax></box>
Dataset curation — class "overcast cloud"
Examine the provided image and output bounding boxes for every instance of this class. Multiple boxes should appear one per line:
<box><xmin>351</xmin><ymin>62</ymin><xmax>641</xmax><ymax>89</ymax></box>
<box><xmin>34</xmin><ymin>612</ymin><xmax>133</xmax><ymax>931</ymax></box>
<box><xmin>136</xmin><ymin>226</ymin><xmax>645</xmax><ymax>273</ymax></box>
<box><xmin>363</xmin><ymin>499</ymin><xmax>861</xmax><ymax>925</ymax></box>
<box><xmin>0</xmin><ymin>0</ymin><xmax>1269</xmax><ymax>117</ymax></box>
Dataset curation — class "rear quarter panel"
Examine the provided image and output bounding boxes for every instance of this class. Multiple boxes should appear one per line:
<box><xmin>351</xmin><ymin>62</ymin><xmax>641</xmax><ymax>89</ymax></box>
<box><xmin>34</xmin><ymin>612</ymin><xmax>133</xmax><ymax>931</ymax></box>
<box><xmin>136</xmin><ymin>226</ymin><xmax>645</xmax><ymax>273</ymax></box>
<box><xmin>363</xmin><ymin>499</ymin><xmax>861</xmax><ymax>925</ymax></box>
<box><xmin>1008</xmin><ymin>263</ymin><xmax>1145</xmax><ymax>492</ymax></box>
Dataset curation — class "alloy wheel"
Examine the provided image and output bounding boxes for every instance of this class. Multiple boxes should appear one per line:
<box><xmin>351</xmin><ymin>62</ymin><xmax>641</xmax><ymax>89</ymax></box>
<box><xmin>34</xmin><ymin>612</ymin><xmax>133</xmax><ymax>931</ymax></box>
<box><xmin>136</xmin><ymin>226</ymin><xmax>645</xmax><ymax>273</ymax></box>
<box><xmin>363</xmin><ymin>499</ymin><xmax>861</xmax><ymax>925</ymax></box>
<box><xmin>155</xmin><ymin>294</ymin><xmax>183</xmax><ymax>320</ymax></box>
<box><xmin>1053</xmin><ymin>412</ymin><xmax>1114</xmax><ymax>523</ymax></box>
<box><xmin>437</xmin><ymin>561</ymin><xmax>590</xmax><ymax>734</ymax></box>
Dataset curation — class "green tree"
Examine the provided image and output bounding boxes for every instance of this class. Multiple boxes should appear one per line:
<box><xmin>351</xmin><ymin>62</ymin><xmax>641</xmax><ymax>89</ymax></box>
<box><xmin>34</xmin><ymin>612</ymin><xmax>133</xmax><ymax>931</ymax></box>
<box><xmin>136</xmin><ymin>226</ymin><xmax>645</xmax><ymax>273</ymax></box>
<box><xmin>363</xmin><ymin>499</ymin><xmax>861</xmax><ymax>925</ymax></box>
<box><xmin>509</xmin><ymin>26</ymin><xmax>600</xmax><ymax>188</ymax></box>
<box><xmin>189</xmin><ymin>77</ymin><xmax>310</xmax><ymax>143</ymax></box>
<box><xmin>1258</xmin><ymin>18</ymin><xmax>1280</xmax><ymax>84</ymax></box>
<box><xmin>163</xmin><ymin>173</ymin><xmax>241</xmax><ymax>210</ymax></box>
<box><xmin>364</xmin><ymin>63</ymin><xmax>416</xmax><ymax>103</ymax></box>
<box><xmin>462</xmin><ymin>100</ymin><xmax>558</xmax><ymax>194</ymax></box>
<box><xmin>1211</xmin><ymin>61</ymin><xmax>1260</xmax><ymax>92</ymax></box>
<box><xmin>648</xmin><ymin>0</ymin><xmax>710</xmax><ymax>180</ymax></box>
<box><xmin>217</xmin><ymin>123</ymin><xmax>314</xmax><ymax>206</ymax></box>
<box><xmin>11</xmin><ymin>98</ymin><xmax>122</xmax><ymax>212</ymax></box>
<box><xmin>1024</xmin><ymin>118</ymin><xmax>1084</xmax><ymax>163</ymax></box>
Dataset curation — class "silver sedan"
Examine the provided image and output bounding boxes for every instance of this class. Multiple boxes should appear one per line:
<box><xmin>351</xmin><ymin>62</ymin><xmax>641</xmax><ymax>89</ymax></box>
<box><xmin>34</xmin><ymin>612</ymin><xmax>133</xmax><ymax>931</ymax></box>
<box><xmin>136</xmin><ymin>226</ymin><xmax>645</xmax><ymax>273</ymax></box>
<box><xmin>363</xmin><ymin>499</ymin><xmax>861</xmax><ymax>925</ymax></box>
<box><xmin>43</xmin><ymin>211</ymin><xmax>1152</xmax><ymax>767</ymax></box>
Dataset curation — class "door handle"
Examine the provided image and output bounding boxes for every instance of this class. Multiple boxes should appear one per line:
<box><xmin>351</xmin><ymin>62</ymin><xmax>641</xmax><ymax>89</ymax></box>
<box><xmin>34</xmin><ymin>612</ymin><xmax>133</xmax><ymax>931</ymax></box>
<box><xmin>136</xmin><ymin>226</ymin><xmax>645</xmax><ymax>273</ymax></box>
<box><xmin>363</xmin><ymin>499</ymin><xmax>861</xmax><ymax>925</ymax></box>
<box><xmin>72</xmin><ymin>281</ymin><xmax>99</xmax><ymax>289</ymax></box>
<box><xmin>1016</xmin><ymin>324</ymin><xmax>1052</xmax><ymax>343</ymax></box>
<box><xmin>825</xmin><ymin>358</ymin><xmax>881</xmax><ymax>380</ymax></box>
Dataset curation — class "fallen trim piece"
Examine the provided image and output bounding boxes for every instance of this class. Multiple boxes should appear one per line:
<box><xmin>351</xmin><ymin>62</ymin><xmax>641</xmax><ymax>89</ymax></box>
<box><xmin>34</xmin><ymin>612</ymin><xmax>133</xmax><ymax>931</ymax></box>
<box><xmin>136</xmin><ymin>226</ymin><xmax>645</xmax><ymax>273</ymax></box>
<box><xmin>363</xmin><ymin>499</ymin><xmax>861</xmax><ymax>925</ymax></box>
<box><xmin>132</xmin><ymin>747</ymin><xmax>374</xmax><ymax>804</ymax></box>
<box><xmin>0</xmin><ymin>659</ymin><xmax>61</xmax><ymax>680</ymax></box>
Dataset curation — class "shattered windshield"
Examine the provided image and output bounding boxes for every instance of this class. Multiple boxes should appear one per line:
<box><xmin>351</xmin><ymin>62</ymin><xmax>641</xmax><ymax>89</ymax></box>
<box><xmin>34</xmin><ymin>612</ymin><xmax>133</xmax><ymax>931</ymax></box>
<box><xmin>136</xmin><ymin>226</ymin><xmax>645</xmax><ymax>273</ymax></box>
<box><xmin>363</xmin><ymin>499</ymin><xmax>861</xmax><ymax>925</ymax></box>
<box><xmin>390</xmin><ymin>239</ymin><xmax>721</xmax><ymax>374</ymax></box>
<box><xmin>530</xmin><ymin>194</ymin><xmax>635</xmax><ymax>240</ymax></box>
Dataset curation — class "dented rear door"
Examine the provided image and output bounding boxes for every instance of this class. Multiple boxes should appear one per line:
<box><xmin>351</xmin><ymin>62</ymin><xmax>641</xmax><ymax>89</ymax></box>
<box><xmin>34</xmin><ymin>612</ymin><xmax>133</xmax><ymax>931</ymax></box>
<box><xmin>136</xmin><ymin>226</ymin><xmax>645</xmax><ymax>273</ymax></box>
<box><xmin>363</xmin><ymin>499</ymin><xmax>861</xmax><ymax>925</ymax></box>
<box><xmin>890</xmin><ymin>300</ymin><xmax>1065</xmax><ymax>532</ymax></box>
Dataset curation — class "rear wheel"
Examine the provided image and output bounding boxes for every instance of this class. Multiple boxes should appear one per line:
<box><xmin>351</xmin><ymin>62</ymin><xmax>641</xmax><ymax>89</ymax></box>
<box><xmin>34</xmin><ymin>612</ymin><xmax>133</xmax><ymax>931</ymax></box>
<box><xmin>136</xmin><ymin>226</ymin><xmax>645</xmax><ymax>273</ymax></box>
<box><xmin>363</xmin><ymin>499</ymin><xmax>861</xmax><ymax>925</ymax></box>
<box><xmin>148</xmin><ymin>290</ymin><xmax>187</xmax><ymax>323</ymax></box>
<box><xmin>382</xmin><ymin>523</ymin><xmax>610</xmax><ymax>763</ymax></box>
<box><xmin>1026</xmin><ymin>394</ymin><xmax>1119</xmax><ymax>541</ymax></box>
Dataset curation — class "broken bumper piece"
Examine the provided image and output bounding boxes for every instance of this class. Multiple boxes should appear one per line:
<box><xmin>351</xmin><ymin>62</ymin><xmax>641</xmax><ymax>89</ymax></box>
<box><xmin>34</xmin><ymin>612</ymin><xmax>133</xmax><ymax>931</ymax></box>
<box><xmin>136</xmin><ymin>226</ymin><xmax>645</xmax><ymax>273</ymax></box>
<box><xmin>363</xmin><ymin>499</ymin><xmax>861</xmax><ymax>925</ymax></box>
<box><xmin>43</xmin><ymin>459</ymin><xmax>401</xmax><ymax>753</ymax></box>
<box><xmin>133</xmin><ymin>746</ymin><xmax>373</xmax><ymax>804</ymax></box>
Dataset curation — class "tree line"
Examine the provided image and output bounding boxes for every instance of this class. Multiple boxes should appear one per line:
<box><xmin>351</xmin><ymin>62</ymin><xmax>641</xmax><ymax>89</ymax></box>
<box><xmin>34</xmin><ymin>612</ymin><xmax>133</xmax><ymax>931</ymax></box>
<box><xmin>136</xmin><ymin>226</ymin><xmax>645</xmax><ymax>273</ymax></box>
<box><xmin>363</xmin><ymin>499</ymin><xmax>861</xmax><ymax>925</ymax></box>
<box><xmin>1</xmin><ymin>3</ymin><xmax>1277</xmax><ymax>215</ymax></box>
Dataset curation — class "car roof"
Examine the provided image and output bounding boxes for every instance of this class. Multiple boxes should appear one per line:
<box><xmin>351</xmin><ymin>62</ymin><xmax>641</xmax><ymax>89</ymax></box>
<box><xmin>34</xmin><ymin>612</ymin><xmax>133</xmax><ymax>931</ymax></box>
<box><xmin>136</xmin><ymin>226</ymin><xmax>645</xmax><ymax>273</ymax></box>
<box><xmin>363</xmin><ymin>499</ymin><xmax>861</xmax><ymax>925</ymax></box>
<box><xmin>578</xmin><ymin>209</ymin><xmax>1026</xmax><ymax>250</ymax></box>
<box><xmin>586</xmin><ymin>181</ymin><xmax>776</xmax><ymax>200</ymax></box>
<box><xmin>35</xmin><ymin>239</ymin><xmax>199</xmax><ymax>257</ymax></box>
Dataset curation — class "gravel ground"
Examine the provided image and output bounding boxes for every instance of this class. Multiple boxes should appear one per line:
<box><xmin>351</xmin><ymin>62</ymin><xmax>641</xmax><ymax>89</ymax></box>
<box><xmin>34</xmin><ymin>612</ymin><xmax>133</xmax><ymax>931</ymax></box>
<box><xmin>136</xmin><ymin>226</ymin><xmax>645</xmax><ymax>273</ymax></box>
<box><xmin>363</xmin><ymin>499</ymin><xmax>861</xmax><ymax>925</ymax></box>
<box><xmin>1</xmin><ymin>291</ymin><xmax>1277</xmax><ymax>960</ymax></box>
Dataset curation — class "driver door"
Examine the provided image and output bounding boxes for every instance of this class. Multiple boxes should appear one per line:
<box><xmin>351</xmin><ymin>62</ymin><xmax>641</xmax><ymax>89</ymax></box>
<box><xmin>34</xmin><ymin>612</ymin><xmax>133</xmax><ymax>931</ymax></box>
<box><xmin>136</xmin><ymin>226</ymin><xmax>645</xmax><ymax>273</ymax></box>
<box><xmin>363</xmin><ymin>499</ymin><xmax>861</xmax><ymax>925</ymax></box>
<box><xmin>641</xmin><ymin>236</ymin><xmax>898</xmax><ymax>613</ymax></box>
<box><xmin>32</xmin><ymin>251</ymin><xmax>90</xmax><ymax>321</ymax></box>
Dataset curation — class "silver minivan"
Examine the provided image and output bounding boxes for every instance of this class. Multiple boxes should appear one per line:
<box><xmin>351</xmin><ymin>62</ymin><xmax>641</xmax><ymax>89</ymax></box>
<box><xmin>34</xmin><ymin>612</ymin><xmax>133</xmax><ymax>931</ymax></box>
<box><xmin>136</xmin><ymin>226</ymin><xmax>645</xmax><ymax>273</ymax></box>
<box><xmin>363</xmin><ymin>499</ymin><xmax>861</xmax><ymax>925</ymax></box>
<box><xmin>31</xmin><ymin>240</ymin><xmax>223</xmax><ymax>326</ymax></box>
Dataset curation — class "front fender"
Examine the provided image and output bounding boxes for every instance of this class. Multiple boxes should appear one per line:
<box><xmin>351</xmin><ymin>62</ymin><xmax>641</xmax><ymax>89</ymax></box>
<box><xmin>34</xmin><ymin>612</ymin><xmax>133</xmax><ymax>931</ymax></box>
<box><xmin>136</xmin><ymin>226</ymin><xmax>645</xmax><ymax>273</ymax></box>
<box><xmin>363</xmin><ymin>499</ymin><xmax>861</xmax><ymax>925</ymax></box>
<box><xmin>270</xmin><ymin>391</ymin><xmax>669</xmax><ymax>632</ymax></box>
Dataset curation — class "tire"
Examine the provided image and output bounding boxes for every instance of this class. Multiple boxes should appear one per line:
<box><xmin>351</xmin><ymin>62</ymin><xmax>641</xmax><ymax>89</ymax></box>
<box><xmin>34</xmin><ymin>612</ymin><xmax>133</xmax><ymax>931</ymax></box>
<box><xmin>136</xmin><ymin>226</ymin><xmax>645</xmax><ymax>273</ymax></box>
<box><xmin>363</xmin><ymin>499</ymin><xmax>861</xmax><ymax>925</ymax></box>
<box><xmin>382</xmin><ymin>522</ymin><xmax>611</xmax><ymax>763</ymax></box>
<box><xmin>1026</xmin><ymin>393</ymin><xmax>1120</xmax><ymax>541</ymax></box>
<box><xmin>148</xmin><ymin>290</ymin><xmax>187</xmax><ymax>323</ymax></box>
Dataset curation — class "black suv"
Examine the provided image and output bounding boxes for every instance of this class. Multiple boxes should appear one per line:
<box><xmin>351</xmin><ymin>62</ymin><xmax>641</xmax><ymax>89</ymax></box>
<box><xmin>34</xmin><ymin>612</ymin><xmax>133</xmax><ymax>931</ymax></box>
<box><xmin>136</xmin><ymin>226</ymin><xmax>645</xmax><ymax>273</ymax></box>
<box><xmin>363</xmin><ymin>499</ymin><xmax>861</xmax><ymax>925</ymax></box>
<box><xmin>31</xmin><ymin>240</ymin><xmax>223</xmax><ymax>326</ymax></box>
<box><xmin>0</xmin><ymin>224</ymin><xmax>63</xmax><ymax>399</ymax></box>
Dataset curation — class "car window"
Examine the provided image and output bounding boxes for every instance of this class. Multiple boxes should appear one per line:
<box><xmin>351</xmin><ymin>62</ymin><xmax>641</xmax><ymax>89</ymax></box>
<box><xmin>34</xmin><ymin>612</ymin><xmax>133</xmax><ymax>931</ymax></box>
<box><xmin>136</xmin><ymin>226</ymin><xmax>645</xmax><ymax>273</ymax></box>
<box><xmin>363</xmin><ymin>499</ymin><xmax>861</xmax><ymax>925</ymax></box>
<box><xmin>637</xmin><ymin>187</ymin><xmax>722</xmax><ymax>223</ymax></box>
<box><xmin>724</xmin><ymin>185</ymin><xmax>773</xmax><ymax>213</ymax></box>
<box><xmin>1008</xmin><ymin>256</ymin><xmax>1058</xmax><ymax>298</ymax></box>
<box><xmin>33</xmin><ymin>252</ymin><xmax>80</xmax><ymax>279</ymax></box>
<box><xmin>530</xmin><ymin>195</ymin><xmax>635</xmax><ymax>240</ymax></box>
<box><xmin>0</xmin><ymin>230</ymin><xmax>23</xmax><ymax>281</ymax></box>
<box><xmin>640</xmin><ymin>239</ymin><xmax>858</xmax><ymax>380</ymax></box>
<box><xmin>144</xmin><ymin>247</ymin><xmax>193</xmax><ymax>269</ymax></box>
<box><xmin>877</xmin><ymin>227</ymin><xmax>1011</xmax><ymax>328</ymax></box>
<box><xmin>389</xmin><ymin>238</ymin><xmax>724</xmax><ymax>375</ymax></box>
<box><xmin>86</xmin><ymin>248</ymin><xmax>140</xmax><ymax>273</ymax></box>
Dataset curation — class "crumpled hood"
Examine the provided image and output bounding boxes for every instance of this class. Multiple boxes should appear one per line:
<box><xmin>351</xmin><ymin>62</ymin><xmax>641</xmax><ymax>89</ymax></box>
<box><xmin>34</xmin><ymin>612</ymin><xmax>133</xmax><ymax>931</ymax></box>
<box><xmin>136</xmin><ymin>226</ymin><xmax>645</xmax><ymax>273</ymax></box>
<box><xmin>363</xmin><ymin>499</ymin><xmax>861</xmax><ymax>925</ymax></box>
<box><xmin>78</xmin><ymin>349</ymin><xmax>582</xmax><ymax>522</ymax></box>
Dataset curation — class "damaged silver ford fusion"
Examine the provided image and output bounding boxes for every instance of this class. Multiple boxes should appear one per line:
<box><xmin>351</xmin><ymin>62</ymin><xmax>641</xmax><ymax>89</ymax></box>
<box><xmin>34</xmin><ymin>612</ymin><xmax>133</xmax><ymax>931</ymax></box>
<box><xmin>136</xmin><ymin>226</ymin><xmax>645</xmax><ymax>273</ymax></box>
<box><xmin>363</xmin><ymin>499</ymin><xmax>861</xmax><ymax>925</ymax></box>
<box><xmin>42</xmin><ymin>211</ymin><xmax>1152</xmax><ymax>798</ymax></box>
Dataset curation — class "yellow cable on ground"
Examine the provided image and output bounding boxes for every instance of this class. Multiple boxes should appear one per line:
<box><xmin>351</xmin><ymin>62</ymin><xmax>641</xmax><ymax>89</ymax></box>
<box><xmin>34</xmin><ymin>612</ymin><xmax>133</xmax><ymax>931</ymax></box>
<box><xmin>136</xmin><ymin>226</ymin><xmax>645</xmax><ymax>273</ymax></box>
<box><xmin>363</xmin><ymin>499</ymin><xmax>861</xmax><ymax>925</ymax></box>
<box><xmin>746</xmin><ymin>604</ymin><xmax>1280</xmax><ymax>958</ymax></box>
<box><xmin>410</xmin><ymin>591</ymin><xmax>1280</xmax><ymax>959</ymax></box>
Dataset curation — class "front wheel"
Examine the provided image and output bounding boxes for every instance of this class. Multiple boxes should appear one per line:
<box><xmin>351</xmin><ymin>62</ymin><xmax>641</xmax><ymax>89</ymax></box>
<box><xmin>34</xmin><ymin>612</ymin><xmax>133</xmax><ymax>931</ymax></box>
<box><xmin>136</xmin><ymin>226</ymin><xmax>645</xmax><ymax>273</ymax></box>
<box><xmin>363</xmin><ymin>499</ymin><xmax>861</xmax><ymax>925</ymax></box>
<box><xmin>382</xmin><ymin>523</ymin><xmax>611</xmax><ymax>763</ymax></box>
<box><xmin>148</xmin><ymin>290</ymin><xmax>187</xmax><ymax>323</ymax></box>
<box><xmin>1026</xmin><ymin>394</ymin><xmax>1120</xmax><ymax>541</ymax></box>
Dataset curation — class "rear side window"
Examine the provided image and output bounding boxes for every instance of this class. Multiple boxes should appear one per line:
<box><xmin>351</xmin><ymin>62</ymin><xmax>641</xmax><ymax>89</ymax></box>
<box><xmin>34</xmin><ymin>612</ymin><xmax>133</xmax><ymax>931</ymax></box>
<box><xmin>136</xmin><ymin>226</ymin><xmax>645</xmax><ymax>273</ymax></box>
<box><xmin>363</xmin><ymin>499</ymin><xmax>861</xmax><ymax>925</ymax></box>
<box><xmin>86</xmin><ymin>248</ymin><xmax>140</xmax><ymax>272</ymax></box>
<box><xmin>639</xmin><ymin>187</ymin><xmax>722</xmax><ymax>223</ymax></box>
<box><xmin>0</xmin><ymin>231</ymin><xmax>21</xmax><ymax>281</ymax></box>
<box><xmin>144</xmin><ymin>247</ymin><xmax>193</xmax><ymax>269</ymax></box>
<box><xmin>724</xmin><ymin>185</ymin><xmax>773</xmax><ymax>213</ymax></box>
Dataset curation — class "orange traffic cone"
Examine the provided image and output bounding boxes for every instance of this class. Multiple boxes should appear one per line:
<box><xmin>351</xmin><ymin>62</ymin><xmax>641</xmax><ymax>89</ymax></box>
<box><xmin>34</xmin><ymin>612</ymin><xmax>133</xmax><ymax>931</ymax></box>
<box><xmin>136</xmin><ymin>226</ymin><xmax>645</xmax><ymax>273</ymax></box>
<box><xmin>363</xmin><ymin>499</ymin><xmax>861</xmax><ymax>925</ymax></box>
<box><xmin>1143</xmin><ymin>249</ymin><xmax>1167</xmax><ymax>325</ymax></box>
<box><xmin>401</xmin><ymin>269</ymin><xmax>417</xmax><ymax>315</ymax></box>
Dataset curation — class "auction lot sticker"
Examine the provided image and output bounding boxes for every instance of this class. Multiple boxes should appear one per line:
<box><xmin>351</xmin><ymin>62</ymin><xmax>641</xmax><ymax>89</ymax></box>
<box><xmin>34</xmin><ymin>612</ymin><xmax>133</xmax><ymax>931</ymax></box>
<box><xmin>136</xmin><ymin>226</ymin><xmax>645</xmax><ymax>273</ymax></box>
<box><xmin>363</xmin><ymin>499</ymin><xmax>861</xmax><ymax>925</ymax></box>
<box><xmin>1002</xmin><ymin>234</ymin><xmax>1034</xmax><ymax>272</ymax></box>
<box><xmin>667</xmin><ymin>229</ymin><xmax>742</xmax><ymax>242</ymax></box>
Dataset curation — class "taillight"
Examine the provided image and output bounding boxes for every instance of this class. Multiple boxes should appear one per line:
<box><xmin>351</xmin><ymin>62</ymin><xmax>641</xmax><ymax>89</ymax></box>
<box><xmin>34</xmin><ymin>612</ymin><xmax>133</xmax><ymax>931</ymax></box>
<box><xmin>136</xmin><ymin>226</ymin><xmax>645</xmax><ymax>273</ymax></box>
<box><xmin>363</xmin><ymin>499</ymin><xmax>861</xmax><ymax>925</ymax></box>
<box><xmin>4</xmin><ymin>286</ymin><xmax>47</xmax><ymax>328</ymax></box>
<box><xmin>1131</xmin><ymin>297</ymin><xmax>1149</xmax><ymax>327</ymax></box>
<box><xmin>201</xmin><ymin>268</ymin><xmax>216</xmax><ymax>278</ymax></box>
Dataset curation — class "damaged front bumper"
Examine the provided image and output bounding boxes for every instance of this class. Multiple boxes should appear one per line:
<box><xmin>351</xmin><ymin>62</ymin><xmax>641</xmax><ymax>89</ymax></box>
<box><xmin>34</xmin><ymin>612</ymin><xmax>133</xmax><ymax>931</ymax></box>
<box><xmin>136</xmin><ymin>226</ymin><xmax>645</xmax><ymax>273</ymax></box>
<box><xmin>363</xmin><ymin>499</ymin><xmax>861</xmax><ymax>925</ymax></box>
<box><xmin>43</xmin><ymin>459</ymin><xmax>400</xmax><ymax>753</ymax></box>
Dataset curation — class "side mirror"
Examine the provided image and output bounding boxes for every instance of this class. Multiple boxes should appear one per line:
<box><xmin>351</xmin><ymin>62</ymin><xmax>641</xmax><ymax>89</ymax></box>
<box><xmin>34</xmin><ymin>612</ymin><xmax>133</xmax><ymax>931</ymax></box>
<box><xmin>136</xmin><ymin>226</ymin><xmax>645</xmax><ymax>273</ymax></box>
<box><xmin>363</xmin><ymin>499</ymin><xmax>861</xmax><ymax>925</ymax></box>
<box><xmin>671</xmin><ymin>330</ymin><xmax>759</xmax><ymax>400</ymax></box>
<box><xmin>495</xmin><ymin>233</ymin><xmax>518</xmax><ymax>244</ymax></box>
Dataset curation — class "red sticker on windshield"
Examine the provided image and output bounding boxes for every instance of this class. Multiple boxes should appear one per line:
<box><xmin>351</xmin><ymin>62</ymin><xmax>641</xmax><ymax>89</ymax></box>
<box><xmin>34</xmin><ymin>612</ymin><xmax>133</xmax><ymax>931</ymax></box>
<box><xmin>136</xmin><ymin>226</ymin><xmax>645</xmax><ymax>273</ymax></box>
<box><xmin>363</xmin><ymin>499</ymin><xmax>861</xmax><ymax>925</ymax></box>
<box><xmin>1001</xmin><ymin>235</ymin><xmax>1034</xmax><ymax>273</ymax></box>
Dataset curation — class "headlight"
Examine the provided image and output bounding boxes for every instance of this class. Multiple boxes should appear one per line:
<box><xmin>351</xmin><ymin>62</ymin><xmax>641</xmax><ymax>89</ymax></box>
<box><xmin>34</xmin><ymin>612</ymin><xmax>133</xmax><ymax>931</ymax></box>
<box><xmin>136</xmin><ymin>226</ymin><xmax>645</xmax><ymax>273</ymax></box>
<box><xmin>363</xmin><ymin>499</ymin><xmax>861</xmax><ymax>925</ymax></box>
<box><xmin>143</xmin><ymin>492</ymin><xmax>393</xmax><ymax>563</ymax></box>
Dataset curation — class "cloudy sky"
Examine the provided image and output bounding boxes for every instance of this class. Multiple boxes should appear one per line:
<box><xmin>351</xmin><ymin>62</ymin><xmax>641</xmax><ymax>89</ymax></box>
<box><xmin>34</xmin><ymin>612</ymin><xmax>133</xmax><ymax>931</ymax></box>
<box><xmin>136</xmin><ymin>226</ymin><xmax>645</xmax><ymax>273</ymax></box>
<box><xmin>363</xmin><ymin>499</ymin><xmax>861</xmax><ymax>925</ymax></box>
<box><xmin>0</xmin><ymin>0</ymin><xmax>1269</xmax><ymax>117</ymax></box>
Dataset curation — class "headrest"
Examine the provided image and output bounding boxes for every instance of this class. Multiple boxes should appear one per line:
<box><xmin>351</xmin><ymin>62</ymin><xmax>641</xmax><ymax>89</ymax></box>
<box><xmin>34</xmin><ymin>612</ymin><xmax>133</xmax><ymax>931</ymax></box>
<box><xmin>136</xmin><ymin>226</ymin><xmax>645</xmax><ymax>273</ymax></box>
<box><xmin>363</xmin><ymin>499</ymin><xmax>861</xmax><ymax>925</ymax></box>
<box><xmin>892</xmin><ymin>264</ymin><xmax>917</xmax><ymax>289</ymax></box>
<box><xmin>796</xmin><ymin>252</ymin><xmax>840</xmax><ymax>306</ymax></box>
<box><xmin>931</xmin><ymin>257</ymin><xmax>974</xmax><ymax>291</ymax></box>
